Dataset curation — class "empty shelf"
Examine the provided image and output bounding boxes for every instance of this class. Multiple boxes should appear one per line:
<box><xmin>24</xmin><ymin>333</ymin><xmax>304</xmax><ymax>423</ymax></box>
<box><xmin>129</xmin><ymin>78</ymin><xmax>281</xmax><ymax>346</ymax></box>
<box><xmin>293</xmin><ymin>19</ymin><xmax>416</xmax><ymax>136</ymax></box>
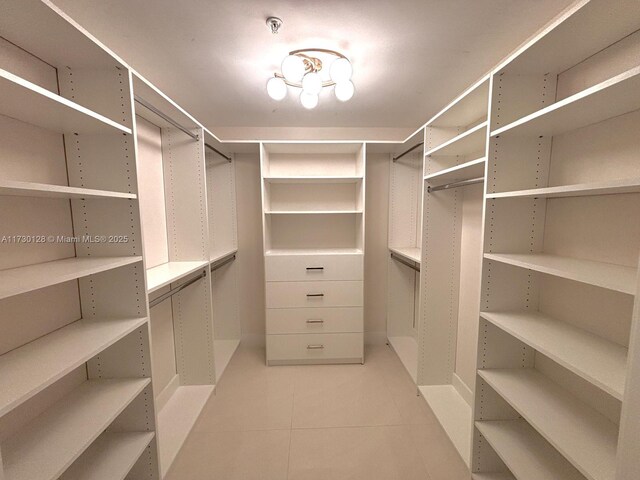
<box><xmin>424</xmin><ymin>122</ymin><xmax>487</xmax><ymax>157</ymax></box>
<box><xmin>264</xmin><ymin>176</ymin><xmax>362</xmax><ymax>184</ymax></box>
<box><xmin>0</xmin><ymin>316</ymin><xmax>147</xmax><ymax>416</ymax></box>
<box><xmin>0</xmin><ymin>68</ymin><xmax>131</xmax><ymax>135</ymax></box>
<box><xmin>389</xmin><ymin>247</ymin><xmax>421</xmax><ymax>264</ymax></box>
<box><xmin>387</xmin><ymin>336</ymin><xmax>418</xmax><ymax>382</ymax></box>
<box><xmin>484</xmin><ymin>253</ymin><xmax>637</xmax><ymax>295</ymax></box>
<box><xmin>265</xmin><ymin>210</ymin><xmax>363</xmax><ymax>215</ymax></box>
<box><xmin>0</xmin><ymin>180</ymin><xmax>137</xmax><ymax>200</ymax></box>
<box><xmin>487</xmin><ymin>178</ymin><xmax>640</xmax><ymax>199</ymax></box>
<box><xmin>0</xmin><ymin>256</ymin><xmax>142</xmax><ymax>300</ymax></box>
<box><xmin>419</xmin><ymin>385</ymin><xmax>472</xmax><ymax>465</ymax></box>
<box><xmin>158</xmin><ymin>385</ymin><xmax>214</xmax><ymax>477</ymax></box>
<box><xmin>210</xmin><ymin>248</ymin><xmax>238</xmax><ymax>264</ymax></box>
<box><xmin>492</xmin><ymin>66</ymin><xmax>640</xmax><ymax>138</ymax></box>
<box><xmin>481</xmin><ymin>311</ymin><xmax>626</xmax><ymax>399</ymax></box>
<box><xmin>428</xmin><ymin>77</ymin><xmax>490</xmax><ymax>127</ymax></box>
<box><xmin>424</xmin><ymin>158</ymin><xmax>486</xmax><ymax>184</ymax></box>
<box><xmin>59</xmin><ymin>431</ymin><xmax>155</xmax><ymax>480</ymax></box>
<box><xmin>478</xmin><ymin>368</ymin><xmax>618</xmax><ymax>480</ymax></box>
<box><xmin>265</xmin><ymin>248</ymin><xmax>364</xmax><ymax>256</ymax></box>
<box><xmin>476</xmin><ymin>420</ymin><xmax>585</xmax><ymax>480</ymax></box>
<box><xmin>214</xmin><ymin>338</ymin><xmax>240</xmax><ymax>381</ymax></box>
<box><xmin>146</xmin><ymin>260</ymin><xmax>208</xmax><ymax>293</ymax></box>
<box><xmin>1</xmin><ymin>378</ymin><xmax>150</xmax><ymax>480</ymax></box>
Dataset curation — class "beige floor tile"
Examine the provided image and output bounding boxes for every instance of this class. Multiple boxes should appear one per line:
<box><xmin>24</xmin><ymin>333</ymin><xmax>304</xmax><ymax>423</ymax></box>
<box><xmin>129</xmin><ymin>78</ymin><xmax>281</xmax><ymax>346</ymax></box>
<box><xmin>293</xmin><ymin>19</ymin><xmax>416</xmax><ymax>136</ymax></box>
<box><xmin>165</xmin><ymin>429</ymin><xmax>290</xmax><ymax>480</ymax></box>
<box><xmin>288</xmin><ymin>425</ymin><xmax>431</xmax><ymax>480</ymax></box>
<box><xmin>291</xmin><ymin>362</ymin><xmax>403</xmax><ymax>428</ymax></box>
<box><xmin>407</xmin><ymin>422</ymin><xmax>471</xmax><ymax>480</ymax></box>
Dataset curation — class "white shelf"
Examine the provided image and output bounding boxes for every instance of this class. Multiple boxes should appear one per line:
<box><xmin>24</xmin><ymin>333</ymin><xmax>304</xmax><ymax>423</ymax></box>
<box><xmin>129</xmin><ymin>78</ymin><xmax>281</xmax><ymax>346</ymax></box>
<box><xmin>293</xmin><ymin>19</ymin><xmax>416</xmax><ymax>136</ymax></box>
<box><xmin>0</xmin><ymin>316</ymin><xmax>148</xmax><ymax>417</ymax></box>
<box><xmin>387</xmin><ymin>336</ymin><xmax>418</xmax><ymax>382</ymax></box>
<box><xmin>492</xmin><ymin>67</ymin><xmax>640</xmax><ymax>138</ymax></box>
<box><xmin>484</xmin><ymin>253</ymin><xmax>637</xmax><ymax>295</ymax></box>
<box><xmin>481</xmin><ymin>311</ymin><xmax>627</xmax><ymax>400</ymax></box>
<box><xmin>428</xmin><ymin>77</ymin><xmax>490</xmax><ymax>128</ymax></box>
<box><xmin>419</xmin><ymin>384</ymin><xmax>472</xmax><ymax>465</ymax></box>
<box><xmin>214</xmin><ymin>338</ymin><xmax>240</xmax><ymax>381</ymax></box>
<box><xmin>146</xmin><ymin>260</ymin><xmax>209</xmax><ymax>293</ymax></box>
<box><xmin>264</xmin><ymin>176</ymin><xmax>362</xmax><ymax>184</ymax></box>
<box><xmin>158</xmin><ymin>385</ymin><xmax>214</xmax><ymax>477</ymax></box>
<box><xmin>210</xmin><ymin>248</ymin><xmax>238</xmax><ymax>264</ymax></box>
<box><xmin>0</xmin><ymin>180</ymin><xmax>137</xmax><ymax>200</ymax></box>
<box><xmin>424</xmin><ymin>122</ymin><xmax>488</xmax><ymax>157</ymax></box>
<box><xmin>424</xmin><ymin>157</ymin><xmax>486</xmax><ymax>184</ymax></box>
<box><xmin>478</xmin><ymin>368</ymin><xmax>618</xmax><ymax>480</ymax></box>
<box><xmin>0</xmin><ymin>256</ymin><xmax>142</xmax><ymax>300</ymax></box>
<box><xmin>1</xmin><ymin>378</ymin><xmax>150</xmax><ymax>480</ymax></box>
<box><xmin>0</xmin><ymin>68</ymin><xmax>131</xmax><ymax>135</ymax></box>
<box><xmin>59</xmin><ymin>432</ymin><xmax>155</xmax><ymax>480</ymax></box>
<box><xmin>265</xmin><ymin>210</ymin><xmax>363</xmax><ymax>215</ymax></box>
<box><xmin>476</xmin><ymin>420</ymin><xmax>585</xmax><ymax>480</ymax></box>
<box><xmin>487</xmin><ymin>178</ymin><xmax>640</xmax><ymax>199</ymax></box>
<box><xmin>265</xmin><ymin>248</ymin><xmax>364</xmax><ymax>256</ymax></box>
<box><xmin>389</xmin><ymin>247</ymin><xmax>421</xmax><ymax>265</ymax></box>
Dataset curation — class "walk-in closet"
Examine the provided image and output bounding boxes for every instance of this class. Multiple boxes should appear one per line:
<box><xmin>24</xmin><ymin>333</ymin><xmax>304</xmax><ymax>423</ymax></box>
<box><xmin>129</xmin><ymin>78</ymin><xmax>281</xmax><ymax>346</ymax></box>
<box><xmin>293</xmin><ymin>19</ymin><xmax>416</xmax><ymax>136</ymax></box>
<box><xmin>1</xmin><ymin>0</ymin><xmax>639</xmax><ymax>479</ymax></box>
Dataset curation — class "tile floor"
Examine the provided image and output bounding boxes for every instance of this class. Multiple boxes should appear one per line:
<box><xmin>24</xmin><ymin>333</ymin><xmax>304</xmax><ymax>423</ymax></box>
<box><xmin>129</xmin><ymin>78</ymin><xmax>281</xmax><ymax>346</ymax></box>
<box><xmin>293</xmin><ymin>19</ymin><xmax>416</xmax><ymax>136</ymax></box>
<box><xmin>165</xmin><ymin>344</ymin><xmax>471</xmax><ymax>480</ymax></box>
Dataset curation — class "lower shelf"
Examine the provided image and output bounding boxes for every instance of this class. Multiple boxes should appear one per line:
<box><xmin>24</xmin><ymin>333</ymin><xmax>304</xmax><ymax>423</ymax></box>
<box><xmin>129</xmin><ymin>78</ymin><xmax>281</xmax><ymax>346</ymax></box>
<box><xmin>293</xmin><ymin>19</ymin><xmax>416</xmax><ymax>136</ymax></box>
<box><xmin>157</xmin><ymin>384</ymin><xmax>215</xmax><ymax>477</ymax></box>
<box><xmin>387</xmin><ymin>336</ymin><xmax>418</xmax><ymax>382</ymax></box>
<box><xmin>419</xmin><ymin>384</ymin><xmax>472</xmax><ymax>466</ymax></box>
<box><xmin>214</xmin><ymin>338</ymin><xmax>240</xmax><ymax>381</ymax></box>
<box><xmin>59</xmin><ymin>431</ymin><xmax>155</xmax><ymax>480</ymax></box>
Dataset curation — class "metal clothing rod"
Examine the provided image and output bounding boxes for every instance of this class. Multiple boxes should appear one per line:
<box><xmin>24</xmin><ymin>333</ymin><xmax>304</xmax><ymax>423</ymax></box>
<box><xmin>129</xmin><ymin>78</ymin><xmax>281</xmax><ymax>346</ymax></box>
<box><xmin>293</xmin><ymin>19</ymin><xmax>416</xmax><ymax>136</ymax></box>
<box><xmin>390</xmin><ymin>252</ymin><xmax>420</xmax><ymax>272</ymax></box>
<box><xmin>149</xmin><ymin>269</ymin><xmax>206</xmax><ymax>307</ymax></box>
<box><xmin>427</xmin><ymin>177</ymin><xmax>484</xmax><ymax>193</ymax></box>
<box><xmin>210</xmin><ymin>254</ymin><xmax>236</xmax><ymax>272</ymax></box>
<box><xmin>134</xmin><ymin>95</ymin><xmax>199</xmax><ymax>142</ymax></box>
<box><xmin>393</xmin><ymin>142</ymin><xmax>424</xmax><ymax>162</ymax></box>
<box><xmin>205</xmin><ymin>142</ymin><xmax>232</xmax><ymax>162</ymax></box>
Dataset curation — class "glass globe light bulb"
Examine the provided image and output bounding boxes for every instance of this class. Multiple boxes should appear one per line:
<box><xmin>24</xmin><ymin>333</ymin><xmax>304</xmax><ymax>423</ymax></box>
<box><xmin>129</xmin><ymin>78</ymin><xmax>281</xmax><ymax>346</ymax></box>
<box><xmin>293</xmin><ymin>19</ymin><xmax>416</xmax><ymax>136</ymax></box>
<box><xmin>281</xmin><ymin>55</ymin><xmax>305</xmax><ymax>82</ymax></box>
<box><xmin>302</xmin><ymin>71</ymin><xmax>322</xmax><ymax>95</ymax></box>
<box><xmin>330</xmin><ymin>58</ymin><xmax>353</xmax><ymax>83</ymax></box>
<box><xmin>334</xmin><ymin>80</ymin><xmax>355</xmax><ymax>102</ymax></box>
<box><xmin>300</xmin><ymin>91</ymin><xmax>319</xmax><ymax>109</ymax></box>
<box><xmin>266</xmin><ymin>77</ymin><xmax>287</xmax><ymax>101</ymax></box>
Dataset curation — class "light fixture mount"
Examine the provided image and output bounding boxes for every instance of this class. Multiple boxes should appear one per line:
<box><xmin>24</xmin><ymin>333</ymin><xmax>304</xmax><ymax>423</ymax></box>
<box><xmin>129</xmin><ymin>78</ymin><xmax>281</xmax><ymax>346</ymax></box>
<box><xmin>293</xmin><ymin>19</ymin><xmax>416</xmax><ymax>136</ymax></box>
<box><xmin>266</xmin><ymin>17</ymin><xmax>283</xmax><ymax>34</ymax></box>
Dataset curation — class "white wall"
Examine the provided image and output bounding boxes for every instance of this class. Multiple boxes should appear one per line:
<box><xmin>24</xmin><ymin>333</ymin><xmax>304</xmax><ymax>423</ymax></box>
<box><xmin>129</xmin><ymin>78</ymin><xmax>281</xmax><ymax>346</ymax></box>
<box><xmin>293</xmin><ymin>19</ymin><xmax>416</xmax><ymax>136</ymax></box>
<box><xmin>233</xmin><ymin>152</ymin><xmax>390</xmax><ymax>346</ymax></box>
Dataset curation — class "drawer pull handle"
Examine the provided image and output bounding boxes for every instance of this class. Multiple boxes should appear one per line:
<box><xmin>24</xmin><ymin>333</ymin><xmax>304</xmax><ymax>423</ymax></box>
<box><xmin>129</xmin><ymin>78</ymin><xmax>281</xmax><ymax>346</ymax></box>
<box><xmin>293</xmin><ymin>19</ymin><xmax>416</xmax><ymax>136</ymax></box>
<box><xmin>306</xmin><ymin>267</ymin><xmax>324</xmax><ymax>271</ymax></box>
<box><xmin>306</xmin><ymin>319</ymin><xmax>324</xmax><ymax>324</ymax></box>
<box><xmin>307</xmin><ymin>344</ymin><xmax>325</xmax><ymax>349</ymax></box>
<box><xmin>306</xmin><ymin>293</ymin><xmax>324</xmax><ymax>297</ymax></box>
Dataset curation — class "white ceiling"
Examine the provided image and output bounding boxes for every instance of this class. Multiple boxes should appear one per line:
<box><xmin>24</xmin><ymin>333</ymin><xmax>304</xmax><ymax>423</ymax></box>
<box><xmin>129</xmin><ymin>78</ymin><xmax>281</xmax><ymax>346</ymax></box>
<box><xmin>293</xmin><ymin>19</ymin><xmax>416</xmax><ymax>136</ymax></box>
<box><xmin>53</xmin><ymin>0</ymin><xmax>573</xmax><ymax>141</ymax></box>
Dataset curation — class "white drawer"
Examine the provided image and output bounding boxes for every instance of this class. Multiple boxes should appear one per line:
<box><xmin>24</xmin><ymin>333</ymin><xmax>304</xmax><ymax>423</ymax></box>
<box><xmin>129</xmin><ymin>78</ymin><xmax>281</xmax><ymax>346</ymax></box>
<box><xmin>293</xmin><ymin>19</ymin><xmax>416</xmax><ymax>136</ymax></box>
<box><xmin>267</xmin><ymin>307</ymin><xmax>363</xmax><ymax>334</ymax></box>
<box><xmin>265</xmin><ymin>280</ymin><xmax>363</xmax><ymax>308</ymax></box>
<box><xmin>265</xmin><ymin>254</ymin><xmax>363</xmax><ymax>282</ymax></box>
<box><xmin>267</xmin><ymin>333</ymin><xmax>363</xmax><ymax>364</ymax></box>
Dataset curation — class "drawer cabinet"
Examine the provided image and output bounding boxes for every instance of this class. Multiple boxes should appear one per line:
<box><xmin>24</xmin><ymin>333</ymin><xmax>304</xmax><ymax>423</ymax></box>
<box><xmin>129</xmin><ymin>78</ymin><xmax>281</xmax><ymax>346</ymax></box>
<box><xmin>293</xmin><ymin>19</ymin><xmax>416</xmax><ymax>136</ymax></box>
<box><xmin>267</xmin><ymin>333</ymin><xmax>363</xmax><ymax>365</ymax></box>
<box><xmin>267</xmin><ymin>307</ymin><xmax>363</xmax><ymax>334</ymax></box>
<box><xmin>266</xmin><ymin>280</ymin><xmax>363</xmax><ymax>308</ymax></box>
<box><xmin>265</xmin><ymin>254</ymin><xmax>363</xmax><ymax>281</ymax></box>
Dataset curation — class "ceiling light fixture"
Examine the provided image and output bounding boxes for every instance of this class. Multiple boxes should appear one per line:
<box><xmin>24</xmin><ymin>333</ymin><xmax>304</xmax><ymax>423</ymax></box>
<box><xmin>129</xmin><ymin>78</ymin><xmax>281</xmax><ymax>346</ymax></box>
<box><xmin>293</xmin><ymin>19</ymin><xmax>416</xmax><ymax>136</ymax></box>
<box><xmin>267</xmin><ymin>48</ymin><xmax>355</xmax><ymax>108</ymax></box>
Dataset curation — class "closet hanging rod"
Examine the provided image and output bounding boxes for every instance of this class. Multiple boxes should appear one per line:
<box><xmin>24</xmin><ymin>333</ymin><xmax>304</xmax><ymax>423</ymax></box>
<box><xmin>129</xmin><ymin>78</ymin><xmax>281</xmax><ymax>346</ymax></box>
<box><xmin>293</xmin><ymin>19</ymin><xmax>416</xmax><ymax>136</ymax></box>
<box><xmin>427</xmin><ymin>177</ymin><xmax>484</xmax><ymax>193</ymax></box>
<box><xmin>210</xmin><ymin>253</ymin><xmax>236</xmax><ymax>272</ymax></box>
<box><xmin>148</xmin><ymin>269</ymin><xmax>206</xmax><ymax>307</ymax></box>
<box><xmin>393</xmin><ymin>142</ymin><xmax>424</xmax><ymax>162</ymax></box>
<box><xmin>134</xmin><ymin>95</ymin><xmax>199</xmax><ymax>141</ymax></box>
<box><xmin>205</xmin><ymin>142</ymin><xmax>232</xmax><ymax>162</ymax></box>
<box><xmin>390</xmin><ymin>252</ymin><xmax>420</xmax><ymax>272</ymax></box>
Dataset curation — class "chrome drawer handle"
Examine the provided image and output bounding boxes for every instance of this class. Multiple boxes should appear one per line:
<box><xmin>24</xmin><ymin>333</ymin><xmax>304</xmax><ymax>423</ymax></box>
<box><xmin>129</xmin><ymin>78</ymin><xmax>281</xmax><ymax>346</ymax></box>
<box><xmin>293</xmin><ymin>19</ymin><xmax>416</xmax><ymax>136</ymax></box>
<box><xmin>306</xmin><ymin>267</ymin><xmax>324</xmax><ymax>271</ymax></box>
<box><xmin>307</xmin><ymin>344</ymin><xmax>324</xmax><ymax>349</ymax></box>
<box><xmin>306</xmin><ymin>319</ymin><xmax>324</xmax><ymax>324</ymax></box>
<box><xmin>306</xmin><ymin>293</ymin><xmax>324</xmax><ymax>297</ymax></box>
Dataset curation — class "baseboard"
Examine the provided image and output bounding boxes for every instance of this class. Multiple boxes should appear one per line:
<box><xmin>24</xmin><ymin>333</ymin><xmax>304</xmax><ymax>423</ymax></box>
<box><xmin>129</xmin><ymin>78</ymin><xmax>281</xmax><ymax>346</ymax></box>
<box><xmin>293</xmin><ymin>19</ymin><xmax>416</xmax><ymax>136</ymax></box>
<box><xmin>365</xmin><ymin>331</ymin><xmax>387</xmax><ymax>345</ymax></box>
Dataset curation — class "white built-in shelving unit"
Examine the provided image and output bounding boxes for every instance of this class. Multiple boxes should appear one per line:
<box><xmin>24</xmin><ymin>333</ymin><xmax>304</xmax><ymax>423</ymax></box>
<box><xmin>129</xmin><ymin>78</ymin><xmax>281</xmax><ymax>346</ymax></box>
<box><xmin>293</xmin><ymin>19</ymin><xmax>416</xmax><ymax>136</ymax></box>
<box><xmin>0</xmin><ymin>1</ymin><xmax>159</xmax><ymax>478</ymax></box>
<box><xmin>261</xmin><ymin>143</ymin><xmax>365</xmax><ymax>364</ymax></box>
<box><xmin>472</xmin><ymin>1</ymin><xmax>640</xmax><ymax>479</ymax></box>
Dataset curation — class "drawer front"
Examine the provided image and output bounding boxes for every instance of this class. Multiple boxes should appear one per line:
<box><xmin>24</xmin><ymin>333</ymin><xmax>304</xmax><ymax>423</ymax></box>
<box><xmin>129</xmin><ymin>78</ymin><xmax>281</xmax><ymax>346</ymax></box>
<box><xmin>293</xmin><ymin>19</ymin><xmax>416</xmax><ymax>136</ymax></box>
<box><xmin>265</xmin><ymin>254</ymin><xmax>363</xmax><ymax>282</ymax></box>
<box><xmin>266</xmin><ymin>281</ymin><xmax>363</xmax><ymax>308</ymax></box>
<box><xmin>267</xmin><ymin>333</ymin><xmax>363</xmax><ymax>363</ymax></box>
<box><xmin>267</xmin><ymin>307</ymin><xmax>363</xmax><ymax>334</ymax></box>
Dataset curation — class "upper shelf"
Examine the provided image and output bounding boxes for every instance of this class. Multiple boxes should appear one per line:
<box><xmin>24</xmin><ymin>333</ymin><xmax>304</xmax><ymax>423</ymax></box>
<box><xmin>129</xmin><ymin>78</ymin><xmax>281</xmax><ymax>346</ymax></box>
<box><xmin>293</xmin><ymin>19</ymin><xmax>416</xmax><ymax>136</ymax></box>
<box><xmin>0</xmin><ymin>180</ymin><xmax>137</xmax><ymax>200</ymax></box>
<box><xmin>265</xmin><ymin>247</ymin><xmax>363</xmax><ymax>256</ymax></box>
<box><xmin>492</xmin><ymin>67</ymin><xmax>640</xmax><ymax>138</ymax></box>
<box><xmin>427</xmin><ymin>77</ymin><xmax>490</xmax><ymax>128</ymax></box>
<box><xmin>487</xmin><ymin>178</ymin><xmax>640</xmax><ymax>200</ymax></box>
<box><xmin>264</xmin><ymin>176</ymin><xmax>362</xmax><ymax>184</ymax></box>
<box><xmin>389</xmin><ymin>247</ymin><xmax>421</xmax><ymax>265</ymax></box>
<box><xmin>425</xmin><ymin>122</ymin><xmax>487</xmax><ymax>157</ymax></box>
<box><xmin>146</xmin><ymin>261</ymin><xmax>208</xmax><ymax>294</ymax></box>
<box><xmin>498</xmin><ymin>0</ymin><xmax>640</xmax><ymax>75</ymax></box>
<box><xmin>0</xmin><ymin>69</ymin><xmax>131</xmax><ymax>135</ymax></box>
<box><xmin>0</xmin><ymin>256</ymin><xmax>142</xmax><ymax>300</ymax></box>
<box><xmin>424</xmin><ymin>157</ymin><xmax>486</xmax><ymax>184</ymax></box>
<box><xmin>265</xmin><ymin>210</ymin><xmax>363</xmax><ymax>215</ymax></box>
<box><xmin>484</xmin><ymin>253</ymin><xmax>637</xmax><ymax>295</ymax></box>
